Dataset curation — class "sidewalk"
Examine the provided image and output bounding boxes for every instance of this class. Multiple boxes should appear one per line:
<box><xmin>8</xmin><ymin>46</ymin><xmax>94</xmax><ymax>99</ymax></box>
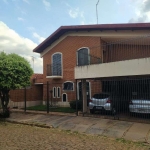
<box><xmin>6</xmin><ymin>109</ymin><xmax>150</xmax><ymax>144</ymax></box>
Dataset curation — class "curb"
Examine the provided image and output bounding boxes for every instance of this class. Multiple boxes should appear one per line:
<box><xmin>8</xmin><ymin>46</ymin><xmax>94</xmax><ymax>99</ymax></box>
<box><xmin>11</xmin><ymin>109</ymin><xmax>77</xmax><ymax>117</ymax></box>
<box><xmin>6</xmin><ymin>120</ymin><xmax>54</xmax><ymax>129</ymax></box>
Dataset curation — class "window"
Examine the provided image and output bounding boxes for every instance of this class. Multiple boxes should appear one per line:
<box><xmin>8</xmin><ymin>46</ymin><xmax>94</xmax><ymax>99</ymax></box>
<box><xmin>53</xmin><ymin>87</ymin><xmax>56</xmax><ymax>98</ymax></box>
<box><xmin>52</xmin><ymin>53</ymin><xmax>62</xmax><ymax>76</ymax></box>
<box><xmin>77</xmin><ymin>47</ymin><xmax>89</xmax><ymax>66</ymax></box>
<box><xmin>57</xmin><ymin>87</ymin><xmax>61</xmax><ymax>98</ymax></box>
<box><xmin>63</xmin><ymin>82</ymin><xmax>74</xmax><ymax>91</ymax></box>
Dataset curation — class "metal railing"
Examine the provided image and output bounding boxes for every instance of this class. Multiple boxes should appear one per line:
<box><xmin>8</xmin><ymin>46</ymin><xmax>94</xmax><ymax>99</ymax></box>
<box><xmin>77</xmin><ymin>35</ymin><xmax>150</xmax><ymax>66</ymax></box>
<box><xmin>77</xmin><ymin>52</ymin><xmax>102</xmax><ymax>66</ymax></box>
<box><xmin>47</xmin><ymin>64</ymin><xmax>62</xmax><ymax>76</ymax></box>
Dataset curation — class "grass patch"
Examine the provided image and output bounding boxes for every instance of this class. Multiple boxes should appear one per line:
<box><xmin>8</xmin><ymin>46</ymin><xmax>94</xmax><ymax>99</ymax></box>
<box><xmin>26</xmin><ymin>105</ymin><xmax>75</xmax><ymax>113</ymax></box>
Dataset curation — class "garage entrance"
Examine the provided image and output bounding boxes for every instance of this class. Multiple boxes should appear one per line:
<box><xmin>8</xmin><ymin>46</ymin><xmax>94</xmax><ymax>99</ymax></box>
<box><xmin>78</xmin><ymin>77</ymin><xmax>150</xmax><ymax>123</ymax></box>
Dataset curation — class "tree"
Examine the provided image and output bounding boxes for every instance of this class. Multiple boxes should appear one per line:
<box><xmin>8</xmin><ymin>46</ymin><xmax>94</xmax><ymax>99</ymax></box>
<box><xmin>0</xmin><ymin>52</ymin><xmax>33</xmax><ymax>116</ymax></box>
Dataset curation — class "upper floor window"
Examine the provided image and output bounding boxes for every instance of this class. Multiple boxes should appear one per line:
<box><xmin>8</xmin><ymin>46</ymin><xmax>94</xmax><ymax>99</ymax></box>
<box><xmin>52</xmin><ymin>53</ymin><xmax>62</xmax><ymax>76</ymax></box>
<box><xmin>63</xmin><ymin>81</ymin><xmax>74</xmax><ymax>91</ymax></box>
<box><xmin>77</xmin><ymin>47</ymin><xmax>89</xmax><ymax>66</ymax></box>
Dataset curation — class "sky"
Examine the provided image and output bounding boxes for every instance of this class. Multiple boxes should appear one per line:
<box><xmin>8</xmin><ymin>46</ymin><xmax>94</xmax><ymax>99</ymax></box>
<box><xmin>0</xmin><ymin>0</ymin><xmax>150</xmax><ymax>73</ymax></box>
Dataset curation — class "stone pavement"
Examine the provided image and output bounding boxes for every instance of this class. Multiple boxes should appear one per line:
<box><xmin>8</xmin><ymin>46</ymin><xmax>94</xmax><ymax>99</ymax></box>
<box><xmin>6</xmin><ymin>110</ymin><xmax>150</xmax><ymax>144</ymax></box>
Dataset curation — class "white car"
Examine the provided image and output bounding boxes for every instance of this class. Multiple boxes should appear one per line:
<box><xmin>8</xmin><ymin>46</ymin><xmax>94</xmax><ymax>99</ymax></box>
<box><xmin>89</xmin><ymin>93</ymin><xmax>112</xmax><ymax>114</ymax></box>
<box><xmin>129</xmin><ymin>99</ymin><xmax>150</xmax><ymax>114</ymax></box>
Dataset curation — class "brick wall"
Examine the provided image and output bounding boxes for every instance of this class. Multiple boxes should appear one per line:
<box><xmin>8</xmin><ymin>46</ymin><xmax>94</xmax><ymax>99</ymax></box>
<box><xmin>9</xmin><ymin>84</ymin><xmax>43</xmax><ymax>102</ymax></box>
<box><xmin>103</xmin><ymin>44</ymin><xmax>150</xmax><ymax>63</ymax></box>
<box><xmin>43</xmin><ymin>36</ymin><xmax>102</xmax><ymax>103</ymax></box>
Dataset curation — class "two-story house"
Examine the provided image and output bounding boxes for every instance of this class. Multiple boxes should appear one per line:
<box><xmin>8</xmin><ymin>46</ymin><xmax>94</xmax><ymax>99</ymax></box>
<box><xmin>33</xmin><ymin>23</ymin><xmax>150</xmax><ymax>110</ymax></box>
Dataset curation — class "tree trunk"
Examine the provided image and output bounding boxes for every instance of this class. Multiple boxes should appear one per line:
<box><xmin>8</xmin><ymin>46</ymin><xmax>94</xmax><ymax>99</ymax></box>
<box><xmin>0</xmin><ymin>89</ymin><xmax>10</xmax><ymax>113</ymax></box>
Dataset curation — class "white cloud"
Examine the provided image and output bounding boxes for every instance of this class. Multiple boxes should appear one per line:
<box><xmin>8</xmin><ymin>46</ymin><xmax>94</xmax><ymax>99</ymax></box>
<box><xmin>33</xmin><ymin>32</ymin><xmax>45</xmax><ymax>43</ymax></box>
<box><xmin>18</xmin><ymin>17</ymin><xmax>25</xmax><ymax>21</ymax></box>
<box><xmin>69</xmin><ymin>8</ymin><xmax>79</xmax><ymax>18</ymax></box>
<box><xmin>66</xmin><ymin>3</ymin><xmax>85</xmax><ymax>24</ymax></box>
<box><xmin>128</xmin><ymin>0</ymin><xmax>150</xmax><ymax>23</ymax></box>
<box><xmin>42</xmin><ymin>0</ymin><xmax>51</xmax><ymax>11</ymax></box>
<box><xmin>22</xmin><ymin>0</ymin><xmax>30</xmax><ymax>4</ymax></box>
<box><xmin>0</xmin><ymin>21</ymin><xmax>43</xmax><ymax>73</ymax></box>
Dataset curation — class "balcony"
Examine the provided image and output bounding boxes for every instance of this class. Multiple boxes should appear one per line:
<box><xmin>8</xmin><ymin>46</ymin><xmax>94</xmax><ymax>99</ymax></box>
<box><xmin>46</xmin><ymin>64</ymin><xmax>62</xmax><ymax>79</ymax></box>
<box><xmin>75</xmin><ymin>35</ymin><xmax>150</xmax><ymax>79</ymax></box>
<box><xmin>75</xmin><ymin>57</ymin><xmax>150</xmax><ymax>79</ymax></box>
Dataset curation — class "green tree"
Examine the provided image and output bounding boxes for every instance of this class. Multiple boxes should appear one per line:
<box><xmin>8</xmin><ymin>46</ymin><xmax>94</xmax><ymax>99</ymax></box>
<box><xmin>0</xmin><ymin>52</ymin><xmax>33</xmax><ymax>115</ymax></box>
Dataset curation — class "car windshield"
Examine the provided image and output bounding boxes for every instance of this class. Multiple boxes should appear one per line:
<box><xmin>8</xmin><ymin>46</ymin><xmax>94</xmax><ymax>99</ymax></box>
<box><xmin>93</xmin><ymin>93</ymin><xmax>109</xmax><ymax>99</ymax></box>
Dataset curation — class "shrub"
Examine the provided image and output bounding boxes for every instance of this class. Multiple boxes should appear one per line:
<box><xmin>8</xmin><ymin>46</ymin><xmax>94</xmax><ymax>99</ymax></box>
<box><xmin>69</xmin><ymin>100</ymin><xmax>83</xmax><ymax>110</ymax></box>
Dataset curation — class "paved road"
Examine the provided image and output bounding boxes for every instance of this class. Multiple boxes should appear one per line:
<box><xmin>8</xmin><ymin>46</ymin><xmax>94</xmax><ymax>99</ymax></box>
<box><xmin>0</xmin><ymin>122</ymin><xmax>149</xmax><ymax>150</ymax></box>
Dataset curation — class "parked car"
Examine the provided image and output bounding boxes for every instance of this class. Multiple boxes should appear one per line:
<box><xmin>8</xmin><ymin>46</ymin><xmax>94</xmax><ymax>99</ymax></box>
<box><xmin>129</xmin><ymin>99</ymin><xmax>150</xmax><ymax>114</ymax></box>
<box><xmin>89</xmin><ymin>93</ymin><xmax>112</xmax><ymax>114</ymax></box>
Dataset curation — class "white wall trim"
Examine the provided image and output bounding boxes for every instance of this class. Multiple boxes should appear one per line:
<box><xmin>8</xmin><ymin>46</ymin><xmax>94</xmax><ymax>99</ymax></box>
<box><xmin>75</xmin><ymin>57</ymin><xmax>150</xmax><ymax>79</ymax></box>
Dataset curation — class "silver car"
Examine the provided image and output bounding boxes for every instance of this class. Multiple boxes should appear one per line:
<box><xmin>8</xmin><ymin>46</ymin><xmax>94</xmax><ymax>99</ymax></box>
<box><xmin>129</xmin><ymin>99</ymin><xmax>150</xmax><ymax>114</ymax></box>
<box><xmin>89</xmin><ymin>93</ymin><xmax>112</xmax><ymax>114</ymax></box>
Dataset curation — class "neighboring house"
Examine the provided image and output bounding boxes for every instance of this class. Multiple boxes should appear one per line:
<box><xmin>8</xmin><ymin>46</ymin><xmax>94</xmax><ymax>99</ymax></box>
<box><xmin>9</xmin><ymin>74</ymin><xmax>43</xmax><ymax>108</ymax></box>
<box><xmin>33</xmin><ymin>23</ymin><xmax>150</xmax><ymax>108</ymax></box>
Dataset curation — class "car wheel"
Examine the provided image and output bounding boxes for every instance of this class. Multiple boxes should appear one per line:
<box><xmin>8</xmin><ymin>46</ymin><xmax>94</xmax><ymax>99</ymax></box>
<box><xmin>90</xmin><ymin>109</ymin><xmax>94</xmax><ymax>114</ymax></box>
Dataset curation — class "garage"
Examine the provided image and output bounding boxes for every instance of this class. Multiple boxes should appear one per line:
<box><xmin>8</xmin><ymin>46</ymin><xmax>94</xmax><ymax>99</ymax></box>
<box><xmin>86</xmin><ymin>77</ymin><xmax>150</xmax><ymax>122</ymax></box>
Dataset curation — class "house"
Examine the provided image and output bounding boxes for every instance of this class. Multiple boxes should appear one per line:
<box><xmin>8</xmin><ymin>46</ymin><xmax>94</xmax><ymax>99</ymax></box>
<box><xmin>9</xmin><ymin>73</ymin><xmax>43</xmax><ymax>108</ymax></box>
<box><xmin>33</xmin><ymin>23</ymin><xmax>150</xmax><ymax>113</ymax></box>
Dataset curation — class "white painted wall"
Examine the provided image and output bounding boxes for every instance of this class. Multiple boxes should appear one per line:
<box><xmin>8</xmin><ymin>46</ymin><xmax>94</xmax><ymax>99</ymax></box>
<box><xmin>42</xmin><ymin>101</ymin><xmax>70</xmax><ymax>107</ymax></box>
<box><xmin>75</xmin><ymin>57</ymin><xmax>150</xmax><ymax>79</ymax></box>
<box><xmin>8</xmin><ymin>100</ymin><xmax>43</xmax><ymax>108</ymax></box>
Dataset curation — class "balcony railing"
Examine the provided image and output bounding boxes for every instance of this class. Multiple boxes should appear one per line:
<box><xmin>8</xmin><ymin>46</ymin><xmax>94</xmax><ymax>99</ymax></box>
<box><xmin>77</xmin><ymin>35</ymin><xmax>150</xmax><ymax>66</ymax></box>
<box><xmin>77</xmin><ymin>52</ymin><xmax>102</xmax><ymax>66</ymax></box>
<box><xmin>47</xmin><ymin>64</ymin><xmax>62</xmax><ymax>77</ymax></box>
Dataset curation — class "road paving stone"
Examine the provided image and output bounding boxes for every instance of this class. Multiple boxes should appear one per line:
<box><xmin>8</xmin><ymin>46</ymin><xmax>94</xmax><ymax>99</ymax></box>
<box><xmin>124</xmin><ymin>123</ymin><xmax>150</xmax><ymax>142</ymax></box>
<box><xmin>102</xmin><ymin>121</ymin><xmax>133</xmax><ymax>138</ymax></box>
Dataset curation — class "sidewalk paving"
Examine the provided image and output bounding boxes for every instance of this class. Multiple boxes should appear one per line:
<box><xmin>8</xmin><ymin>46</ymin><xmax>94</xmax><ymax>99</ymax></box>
<box><xmin>6</xmin><ymin>109</ymin><xmax>150</xmax><ymax>144</ymax></box>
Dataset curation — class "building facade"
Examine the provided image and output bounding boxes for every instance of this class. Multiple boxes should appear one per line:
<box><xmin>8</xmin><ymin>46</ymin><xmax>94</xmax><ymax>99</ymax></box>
<box><xmin>33</xmin><ymin>23</ymin><xmax>150</xmax><ymax>108</ymax></box>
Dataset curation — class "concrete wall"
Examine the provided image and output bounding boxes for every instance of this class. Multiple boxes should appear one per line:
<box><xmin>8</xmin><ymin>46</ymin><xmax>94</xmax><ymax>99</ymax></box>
<box><xmin>75</xmin><ymin>57</ymin><xmax>150</xmax><ymax>79</ymax></box>
<box><xmin>8</xmin><ymin>100</ymin><xmax>43</xmax><ymax>108</ymax></box>
<box><xmin>42</xmin><ymin>101</ymin><xmax>70</xmax><ymax>107</ymax></box>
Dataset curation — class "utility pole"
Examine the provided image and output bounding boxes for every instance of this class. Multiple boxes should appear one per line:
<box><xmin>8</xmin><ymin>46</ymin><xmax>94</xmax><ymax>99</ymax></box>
<box><xmin>96</xmin><ymin>0</ymin><xmax>100</xmax><ymax>24</ymax></box>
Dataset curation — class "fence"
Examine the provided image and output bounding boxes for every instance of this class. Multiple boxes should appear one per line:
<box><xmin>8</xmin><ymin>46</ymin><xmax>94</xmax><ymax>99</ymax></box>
<box><xmin>8</xmin><ymin>82</ymin><xmax>77</xmax><ymax>114</ymax></box>
<box><xmin>5</xmin><ymin>78</ymin><xmax>150</xmax><ymax>123</ymax></box>
<box><xmin>77</xmin><ymin>78</ymin><xmax>150</xmax><ymax>123</ymax></box>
